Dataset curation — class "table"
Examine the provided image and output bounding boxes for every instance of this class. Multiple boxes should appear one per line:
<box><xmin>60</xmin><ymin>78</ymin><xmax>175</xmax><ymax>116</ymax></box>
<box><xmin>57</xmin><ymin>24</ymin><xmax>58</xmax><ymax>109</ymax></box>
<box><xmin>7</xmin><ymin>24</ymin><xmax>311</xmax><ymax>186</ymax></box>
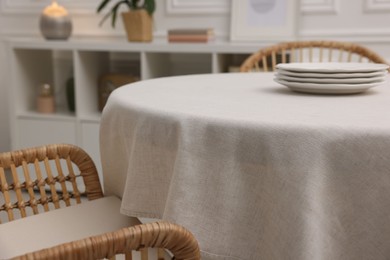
<box><xmin>100</xmin><ymin>72</ymin><xmax>390</xmax><ymax>260</ymax></box>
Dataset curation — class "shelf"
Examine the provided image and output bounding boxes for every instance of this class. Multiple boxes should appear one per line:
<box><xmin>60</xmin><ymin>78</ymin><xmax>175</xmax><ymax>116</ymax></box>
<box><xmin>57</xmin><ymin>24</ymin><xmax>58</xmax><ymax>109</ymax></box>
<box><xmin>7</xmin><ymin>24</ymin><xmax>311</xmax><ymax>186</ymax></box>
<box><xmin>8</xmin><ymin>37</ymin><xmax>257</xmax><ymax>178</ymax></box>
<box><xmin>8</xmin><ymin>37</ymin><xmax>263</xmax><ymax>54</ymax></box>
<box><xmin>79</xmin><ymin>113</ymin><xmax>102</xmax><ymax>123</ymax></box>
<box><xmin>17</xmin><ymin>111</ymin><xmax>76</xmax><ymax>121</ymax></box>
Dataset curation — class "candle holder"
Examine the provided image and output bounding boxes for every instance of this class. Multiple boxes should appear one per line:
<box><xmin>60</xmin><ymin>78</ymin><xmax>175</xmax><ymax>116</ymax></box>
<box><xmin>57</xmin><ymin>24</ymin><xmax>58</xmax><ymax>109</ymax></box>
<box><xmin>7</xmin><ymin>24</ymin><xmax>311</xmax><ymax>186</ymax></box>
<box><xmin>37</xmin><ymin>83</ymin><xmax>55</xmax><ymax>114</ymax></box>
<box><xmin>40</xmin><ymin>0</ymin><xmax>72</xmax><ymax>40</ymax></box>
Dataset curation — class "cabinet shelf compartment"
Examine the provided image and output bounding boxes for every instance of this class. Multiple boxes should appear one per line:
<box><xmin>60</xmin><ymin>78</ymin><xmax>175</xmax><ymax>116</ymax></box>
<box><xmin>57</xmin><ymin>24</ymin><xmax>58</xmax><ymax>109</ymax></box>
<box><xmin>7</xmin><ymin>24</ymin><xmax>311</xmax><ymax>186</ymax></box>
<box><xmin>215</xmin><ymin>53</ymin><xmax>251</xmax><ymax>73</ymax></box>
<box><xmin>75</xmin><ymin>51</ymin><xmax>141</xmax><ymax>119</ymax></box>
<box><xmin>143</xmin><ymin>52</ymin><xmax>212</xmax><ymax>79</ymax></box>
<box><xmin>12</xmin><ymin>49</ymin><xmax>74</xmax><ymax>117</ymax></box>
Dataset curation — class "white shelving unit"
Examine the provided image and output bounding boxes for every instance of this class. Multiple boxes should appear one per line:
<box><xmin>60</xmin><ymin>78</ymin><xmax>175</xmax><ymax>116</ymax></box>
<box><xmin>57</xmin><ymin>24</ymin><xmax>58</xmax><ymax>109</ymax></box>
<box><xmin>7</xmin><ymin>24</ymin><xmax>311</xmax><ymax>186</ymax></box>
<box><xmin>7</xmin><ymin>37</ymin><xmax>264</xmax><ymax>182</ymax></box>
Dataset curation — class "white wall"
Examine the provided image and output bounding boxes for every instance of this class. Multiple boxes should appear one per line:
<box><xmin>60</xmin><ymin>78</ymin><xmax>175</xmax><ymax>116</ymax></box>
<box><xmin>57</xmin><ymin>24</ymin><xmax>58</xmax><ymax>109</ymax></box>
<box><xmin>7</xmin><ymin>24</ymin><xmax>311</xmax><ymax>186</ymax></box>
<box><xmin>0</xmin><ymin>0</ymin><xmax>389</xmax><ymax>151</ymax></box>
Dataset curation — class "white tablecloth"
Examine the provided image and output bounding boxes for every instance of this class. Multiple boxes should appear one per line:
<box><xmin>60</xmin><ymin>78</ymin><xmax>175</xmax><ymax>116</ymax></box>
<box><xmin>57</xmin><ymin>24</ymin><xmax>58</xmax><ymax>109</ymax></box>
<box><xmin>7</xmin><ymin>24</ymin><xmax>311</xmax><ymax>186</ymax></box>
<box><xmin>100</xmin><ymin>72</ymin><xmax>390</xmax><ymax>260</ymax></box>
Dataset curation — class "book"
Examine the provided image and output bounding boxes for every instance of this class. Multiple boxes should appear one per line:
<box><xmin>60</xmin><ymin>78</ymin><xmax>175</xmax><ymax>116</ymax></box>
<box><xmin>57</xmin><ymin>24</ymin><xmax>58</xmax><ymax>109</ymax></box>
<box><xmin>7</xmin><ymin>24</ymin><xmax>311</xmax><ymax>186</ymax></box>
<box><xmin>168</xmin><ymin>28</ymin><xmax>214</xmax><ymax>36</ymax></box>
<box><xmin>168</xmin><ymin>34</ymin><xmax>215</xmax><ymax>43</ymax></box>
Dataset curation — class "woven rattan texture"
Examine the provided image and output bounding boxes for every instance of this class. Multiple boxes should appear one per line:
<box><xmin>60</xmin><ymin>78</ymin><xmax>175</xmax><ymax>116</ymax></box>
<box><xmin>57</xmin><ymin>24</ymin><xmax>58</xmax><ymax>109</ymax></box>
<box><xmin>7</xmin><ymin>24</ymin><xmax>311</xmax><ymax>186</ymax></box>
<box><xmin>240</xmin><ymin>40</ymin><xmax>390</xmax><ymax>72</ymax></box>
<box><xmin>0</xmin><ymin>144</ymin><xmax>103</xmax><ymax>223</ymax></box>
<box><xmin>13</xmin><ymin>221</ymin><xmax>201</xmax><ymax>260</ymax></box>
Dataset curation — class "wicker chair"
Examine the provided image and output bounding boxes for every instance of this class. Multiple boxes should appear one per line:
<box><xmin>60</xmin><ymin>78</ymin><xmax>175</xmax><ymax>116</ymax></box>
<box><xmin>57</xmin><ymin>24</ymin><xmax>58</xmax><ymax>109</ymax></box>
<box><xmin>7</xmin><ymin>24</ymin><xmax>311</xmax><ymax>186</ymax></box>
<box><xmin>240</xmin><ymin>40</ymin><xmax>390</xmax><ymax>72</ymax></box>
<box><xmin>0</xmin><ymin>143</ymin><xmax>103</xmax><ymax>222</ymax></box>
<box><xmin>0</xmin><ymin>144</ymin><xmax>200</xmax><ymax>260</ymax></box>
<box><xmin>13</xmin><ymin>221</ymin><xmax>201</xmax><ymax>260</ymax></box>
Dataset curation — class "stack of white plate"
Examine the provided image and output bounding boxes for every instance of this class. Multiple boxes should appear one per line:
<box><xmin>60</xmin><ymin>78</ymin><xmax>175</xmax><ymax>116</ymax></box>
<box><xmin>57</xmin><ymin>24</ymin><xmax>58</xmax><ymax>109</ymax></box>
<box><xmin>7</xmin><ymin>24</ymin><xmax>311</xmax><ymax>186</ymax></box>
<box><xmin>274</xmin><ymin>62</ymin><xmax>389</xmax><ymax>94</ymax></box>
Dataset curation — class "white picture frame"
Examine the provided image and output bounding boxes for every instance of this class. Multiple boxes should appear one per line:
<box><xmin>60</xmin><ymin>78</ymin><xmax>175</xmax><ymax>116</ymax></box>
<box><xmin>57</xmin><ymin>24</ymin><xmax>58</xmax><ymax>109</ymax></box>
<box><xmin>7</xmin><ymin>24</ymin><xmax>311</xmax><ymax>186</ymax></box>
<box><xmin>230</xmin><ymin>0</ymin><xmax>299</xmax><ymax>42</ymax></box>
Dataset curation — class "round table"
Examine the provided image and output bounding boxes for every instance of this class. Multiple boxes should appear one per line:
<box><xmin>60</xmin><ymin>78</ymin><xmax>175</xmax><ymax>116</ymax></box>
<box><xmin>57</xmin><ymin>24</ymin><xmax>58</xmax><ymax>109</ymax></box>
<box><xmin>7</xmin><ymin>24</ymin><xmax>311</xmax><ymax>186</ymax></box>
<box><xmin>100</xmin><ymin>72</ymin><xmax>390</xmax><ymax>260</ymax></box>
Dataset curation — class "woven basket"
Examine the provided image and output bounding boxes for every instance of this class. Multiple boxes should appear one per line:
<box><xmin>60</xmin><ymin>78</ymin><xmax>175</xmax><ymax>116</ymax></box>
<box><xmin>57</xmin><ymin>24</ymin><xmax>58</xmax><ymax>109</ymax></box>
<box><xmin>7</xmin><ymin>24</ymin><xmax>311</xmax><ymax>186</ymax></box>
<box><xmin>122</xmin><ymin>10</ymin><xmax>152</xmax><ymax>42</ymax></box>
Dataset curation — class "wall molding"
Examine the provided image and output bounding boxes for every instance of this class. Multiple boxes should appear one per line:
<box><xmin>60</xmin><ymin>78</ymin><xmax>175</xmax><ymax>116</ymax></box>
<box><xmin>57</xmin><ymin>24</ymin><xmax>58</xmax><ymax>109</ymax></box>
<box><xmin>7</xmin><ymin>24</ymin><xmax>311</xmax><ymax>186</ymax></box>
<box><xmin>0</xmin><ymin>0</ymin><xmax>97</xmax><ymax>14</ymax></box>
<box><xmin>166</xmin><ymin>0</ymin><xmax>340</xmax><ymax>15</ymax></box>
<box><xmin>166</xmin><ymin>0</ymin><xmax>229</xmax><ymax>15</ymax></box>
<box><xmin>301</xmin><ymin>0</ymin><xmax>339</xmax><ymax>14</ymax></box>
<box><xmin>364</xmin><ymin>0</ymin><xmax>390</xmax><ymax>12</ymax></box>
<box><xmin>300</xmin><ymin>28</ymin><xmax>390</xmax><ymax>42</ymax></box>
<box><xmin>0</xmin><ymin>0</ymin><xmax>344</xmax><ymax>15</ymax></box>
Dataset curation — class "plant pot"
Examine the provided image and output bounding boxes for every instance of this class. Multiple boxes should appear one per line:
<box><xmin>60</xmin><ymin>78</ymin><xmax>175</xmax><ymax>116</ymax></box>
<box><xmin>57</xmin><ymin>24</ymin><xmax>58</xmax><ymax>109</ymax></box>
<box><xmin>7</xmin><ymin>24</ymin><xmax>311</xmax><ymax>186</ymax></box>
<box><xmin>122</xmin><ymin>10</ymin><xmax>152</xmax><ymax>42</ymax></box>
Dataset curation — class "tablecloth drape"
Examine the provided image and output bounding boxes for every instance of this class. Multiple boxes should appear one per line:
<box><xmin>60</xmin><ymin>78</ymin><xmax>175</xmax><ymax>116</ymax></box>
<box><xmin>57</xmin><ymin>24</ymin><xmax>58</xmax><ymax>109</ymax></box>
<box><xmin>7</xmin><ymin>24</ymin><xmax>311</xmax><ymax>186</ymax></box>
<box><xmin>101</xmin><ymin>73</ymin><xmax>390</xmax><ymax>260</ymax></box>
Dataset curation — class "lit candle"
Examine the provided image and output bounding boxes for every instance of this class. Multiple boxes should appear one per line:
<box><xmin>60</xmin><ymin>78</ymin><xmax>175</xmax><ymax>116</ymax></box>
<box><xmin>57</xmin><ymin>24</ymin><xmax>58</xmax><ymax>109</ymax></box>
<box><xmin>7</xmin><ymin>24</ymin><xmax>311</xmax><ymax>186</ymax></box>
<box><xmin>40</xmin><ymin>0</ymin><xmax>72</xmax><ymax>40</ymax></box>
<box><xmin>43</xmin><ymin>1</ymin><xmax>69</xmax><ymax>17</ymax></box>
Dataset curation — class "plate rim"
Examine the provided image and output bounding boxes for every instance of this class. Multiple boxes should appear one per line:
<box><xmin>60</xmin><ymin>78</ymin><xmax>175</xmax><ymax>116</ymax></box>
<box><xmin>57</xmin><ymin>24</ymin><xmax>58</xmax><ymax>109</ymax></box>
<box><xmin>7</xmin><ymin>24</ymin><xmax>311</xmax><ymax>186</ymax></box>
<box><xmin>275</xmin><ymin>73</ymin><xmax>385</xmax><ymax>84</ymax></box>
<box><xmin>274</xmin><ymin>78</ymin><xmax>381</xmax><ymax>94</ymax></box>
<box><xmin>276</xmin><ymin>62</ymin><xmax>389</xmax><ymax>73</ymax></box>
<box><xmin>276</xmin><ymin>68</ymin><xmax>388</xmax><ymax>78</ymax></box>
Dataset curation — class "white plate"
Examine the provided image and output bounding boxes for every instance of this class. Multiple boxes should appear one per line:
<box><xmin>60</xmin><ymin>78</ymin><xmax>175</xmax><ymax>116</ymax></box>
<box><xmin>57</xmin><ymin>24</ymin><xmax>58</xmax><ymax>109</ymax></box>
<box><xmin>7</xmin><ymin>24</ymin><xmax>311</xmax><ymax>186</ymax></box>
<box><xmin>275</xmin><ymin>73</ymin><xmax>385</xmax><ymax>84</ymax></box>
<box><xmin>276</xmin><ymin>62</ymin><xmax>389</xmax><ymax>73</ymax></box>
<box><xmin>276</xmin><ymin>68</ymin><xmax>388</xmax><ymax>78</ymax></box>
<box><xmin>274</xmin><ymin>78</ymin><xmax>383</xmax><ymax>94</ymax></box>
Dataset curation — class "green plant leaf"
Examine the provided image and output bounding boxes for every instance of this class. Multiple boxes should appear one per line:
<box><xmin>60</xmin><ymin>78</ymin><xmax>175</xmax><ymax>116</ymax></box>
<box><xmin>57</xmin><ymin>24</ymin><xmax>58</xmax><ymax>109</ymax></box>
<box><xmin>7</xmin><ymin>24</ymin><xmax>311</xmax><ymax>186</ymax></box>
<box><xmin>111</xmin><ymin>9</ymin><xmax>117</xmax><ymax>28</ymax></box>
<box><xmin>98</xmin><ymin>0</ymin><xmax>128</xmax><ymax>27</ymax></box>
<box><xmin>97</xmin><ymin>0</ymin><xmax>111</xmax><ymax>13</ymax></box>
<box><xmin>130</xmin><ymin>0</ymin><xmax>137</xmax><ymax>9</ymax></box>
<box><xmin>125</xmin><ymin>0</ymin><xmax>132</xmax><ymax>9</ymax></box>
<box><xmin>144</xmin><ymin>0</ymin><xmax>155</xmax><ymax>15</ymax></box>
<box><xmin>98</xmin><ymin>10</ymin><xmax>113</xmax><ymax>27</ymax></box>
<box><xmin>97</xmin><ymin>0</ymin><xmax>155</xmax><ymax>27</ymax></box>
<box><xmin>110</xmin><ymin>0</ymin><xmax>127</xmax><ymax>28</ymax></box>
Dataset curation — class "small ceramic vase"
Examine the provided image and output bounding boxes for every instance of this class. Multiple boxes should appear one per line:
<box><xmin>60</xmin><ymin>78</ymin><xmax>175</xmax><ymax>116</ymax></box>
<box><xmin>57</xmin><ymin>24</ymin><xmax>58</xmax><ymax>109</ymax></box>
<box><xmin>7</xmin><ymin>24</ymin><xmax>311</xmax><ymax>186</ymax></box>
<box><xmin>40</xmin><ymin>1</ymin><xmax>72</xmax><ymax>40</ymax></box>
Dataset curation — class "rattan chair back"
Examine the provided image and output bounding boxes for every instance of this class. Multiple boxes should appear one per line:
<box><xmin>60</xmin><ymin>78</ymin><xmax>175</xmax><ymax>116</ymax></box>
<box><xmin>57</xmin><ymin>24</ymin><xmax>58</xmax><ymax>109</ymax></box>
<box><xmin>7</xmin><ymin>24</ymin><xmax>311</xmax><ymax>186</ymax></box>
<box><xmin>0</xmin><ymin>144</ymin><xmax>103</xmax><ymax>223</ymax></box>
<box><xmin>13</xmin><ymin>221</ymin><xmax>201</xmax><ymax>260</ymax></box>
<box><xmin>240</xmin><ymin>40</ymin><xmax>390</xmax><ymax>72</ymax></box>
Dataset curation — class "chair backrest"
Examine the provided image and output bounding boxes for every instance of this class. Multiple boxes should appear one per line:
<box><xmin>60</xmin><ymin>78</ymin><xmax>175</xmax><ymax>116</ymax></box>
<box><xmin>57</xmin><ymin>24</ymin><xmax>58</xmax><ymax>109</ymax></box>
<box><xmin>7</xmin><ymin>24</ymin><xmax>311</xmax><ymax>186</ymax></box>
<box><xmin>0</xmin><ymin>144</ymin><xmax>104</xmax><ymax>223</ymax></box>
<box><xmin>240</xmin><ymin>40</ymin><xmax>390</xmax><ymax>72</ymax></box>
<box><xmin>13</xmin><ymin>221</ymin><xmax>201</xmax><ymax>260</ymax></box>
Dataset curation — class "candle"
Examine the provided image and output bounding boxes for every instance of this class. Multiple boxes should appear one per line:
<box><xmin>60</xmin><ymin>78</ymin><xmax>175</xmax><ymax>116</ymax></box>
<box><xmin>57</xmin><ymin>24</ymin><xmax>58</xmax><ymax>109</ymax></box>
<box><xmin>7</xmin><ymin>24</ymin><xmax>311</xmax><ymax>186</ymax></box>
<box><xmin>37</xmin><ymin>83</ymin><xmax>55</xmax><ymax>114</ymax></box>
<box><xmin>43</xmin><ymin>1</ymin><xmax>69</xmax><ymax>17</ymax></box>
<box><xmin>40</xmin><ymin>1</ymin><xmax>72</xmax><ymax>40</ymax></box>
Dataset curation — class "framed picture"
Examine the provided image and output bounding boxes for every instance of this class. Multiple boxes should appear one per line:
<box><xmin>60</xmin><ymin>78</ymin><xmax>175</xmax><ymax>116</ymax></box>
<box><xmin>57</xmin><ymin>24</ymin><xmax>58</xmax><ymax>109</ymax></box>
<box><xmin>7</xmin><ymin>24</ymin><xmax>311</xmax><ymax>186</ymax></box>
<box><xmin>230</xmin><ymin>0</ymin><xmax>298</xmax><ymax>42</ymax></box>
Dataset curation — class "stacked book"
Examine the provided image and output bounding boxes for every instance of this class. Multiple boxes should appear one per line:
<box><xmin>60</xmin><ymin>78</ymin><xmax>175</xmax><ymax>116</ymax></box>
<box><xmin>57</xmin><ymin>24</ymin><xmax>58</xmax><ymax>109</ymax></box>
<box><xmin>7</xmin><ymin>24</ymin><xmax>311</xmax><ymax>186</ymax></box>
<box><xmin>168</xmin><ymin>28</ymin><xmax>215</xmax><ymax>43</ymax></box>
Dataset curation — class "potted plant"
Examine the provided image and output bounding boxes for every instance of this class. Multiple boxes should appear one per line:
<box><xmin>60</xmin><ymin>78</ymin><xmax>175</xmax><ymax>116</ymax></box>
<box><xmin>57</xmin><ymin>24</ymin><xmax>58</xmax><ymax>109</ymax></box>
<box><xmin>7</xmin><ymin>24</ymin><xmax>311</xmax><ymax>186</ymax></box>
<box><xmin>97</xmin><ymin>0</ymin><xmax>155</xmax><ymax>42</ymax></box>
